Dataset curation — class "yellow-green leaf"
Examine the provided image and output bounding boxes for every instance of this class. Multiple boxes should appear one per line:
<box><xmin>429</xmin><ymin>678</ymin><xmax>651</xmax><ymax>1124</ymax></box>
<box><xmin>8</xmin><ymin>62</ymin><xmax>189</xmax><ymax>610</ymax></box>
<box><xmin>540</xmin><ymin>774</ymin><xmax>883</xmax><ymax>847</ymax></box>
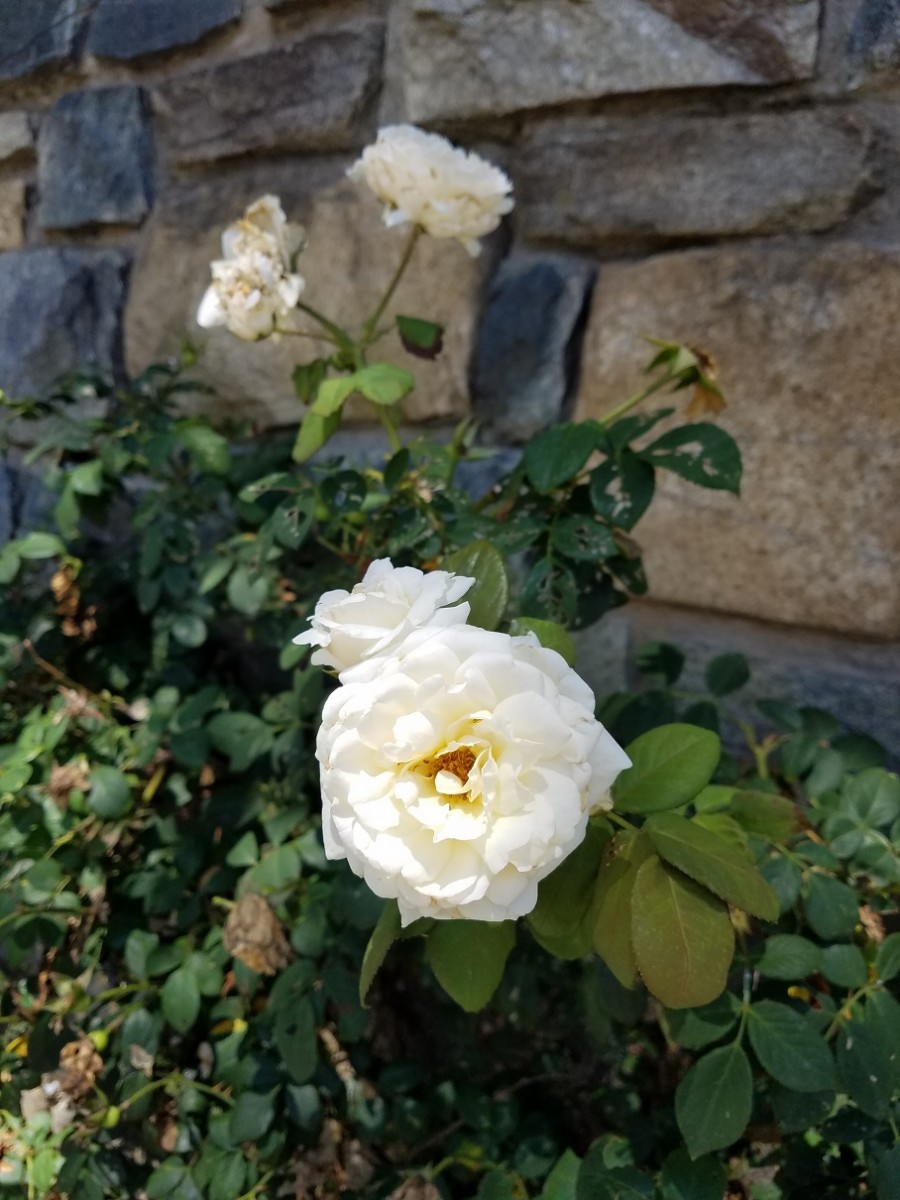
<box><xmin>592</xmin><ymin>831</ymin><xmax>653</xmax><ymax>988</ymax></box>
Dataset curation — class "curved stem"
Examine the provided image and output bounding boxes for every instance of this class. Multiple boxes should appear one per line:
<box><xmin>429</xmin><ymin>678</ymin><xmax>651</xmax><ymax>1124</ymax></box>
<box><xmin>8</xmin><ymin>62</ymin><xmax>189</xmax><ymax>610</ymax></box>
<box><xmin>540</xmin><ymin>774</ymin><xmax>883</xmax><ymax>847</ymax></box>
<box><xmin>362</xmin><ymin>226</ymin><xmax>421</xmax><ymax>346</ymax></box>
<box><xmin>597</xmin><ymin>373</ymin><xmax>674</xmax><ymax>427</ymax></box>
<box><xmin>294</xmin><ymin>300</ymin><xmax>353</xmax><ymax>350</ymax></box>
<box><xmin>377</xmin><ymin>405</ymin><xmax>402</xmax><ymax>456</ymax></box>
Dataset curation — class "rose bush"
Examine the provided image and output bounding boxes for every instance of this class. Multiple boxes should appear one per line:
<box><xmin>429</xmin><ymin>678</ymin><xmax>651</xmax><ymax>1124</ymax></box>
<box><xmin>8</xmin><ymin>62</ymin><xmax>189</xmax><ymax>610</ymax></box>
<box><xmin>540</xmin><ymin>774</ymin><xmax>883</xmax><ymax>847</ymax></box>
<box><xmin>315</xmin><ymin>618</ymin><xmax>630</xmax><ymax>924</ymax></box>
<box><xmin>293</xmin><ymin>558</ymin><xmax>474</xmax><ymax>674</ymax></box>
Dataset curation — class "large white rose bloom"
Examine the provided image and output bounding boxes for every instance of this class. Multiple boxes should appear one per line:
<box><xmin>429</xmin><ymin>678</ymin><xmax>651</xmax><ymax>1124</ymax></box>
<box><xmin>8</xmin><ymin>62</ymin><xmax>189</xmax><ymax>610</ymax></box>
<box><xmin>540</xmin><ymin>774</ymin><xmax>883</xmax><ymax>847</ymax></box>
<box><xmin>348</xmin><ymin>125</ymin><xmax>514</xmax><ymax>256</ymax></box>
<box><xmin>293</xmin><ymin>558</ymin><xmax>474</xmax><ymax>675</ymax></box>
<box><xmin>197</xmin><ymin>195</ymin><xmax>306</xmax><ymax>341</ymax></box>
<box><xmin>316</xmin><ymin>624</ymin><xmax>631</xmax><ymax>925</ymax></box>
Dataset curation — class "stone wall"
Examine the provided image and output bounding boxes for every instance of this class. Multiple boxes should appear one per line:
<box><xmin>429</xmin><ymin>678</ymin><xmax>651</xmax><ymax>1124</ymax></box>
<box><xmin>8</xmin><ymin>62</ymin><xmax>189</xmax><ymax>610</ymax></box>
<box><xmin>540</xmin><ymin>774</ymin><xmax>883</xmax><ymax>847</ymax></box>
<box><xmin>1</xmin><ymin>0</ymin><xmax>898</xmax><ymax>739</ymax></box>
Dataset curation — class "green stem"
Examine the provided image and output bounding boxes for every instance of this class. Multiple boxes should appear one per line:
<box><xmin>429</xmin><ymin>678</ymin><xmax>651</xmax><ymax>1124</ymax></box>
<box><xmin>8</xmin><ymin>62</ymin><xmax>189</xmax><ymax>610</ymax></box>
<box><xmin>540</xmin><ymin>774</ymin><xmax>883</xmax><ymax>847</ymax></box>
<box><xmin>294</xmin><ymin>300</ymin><xmax>353</xmax><ymax>350</ymax></box>
<box><xmin>273</xmin><ymin>326</ymin><xmax>337</xmax><ymax>344</ymax></box>
<box><xmin>606</xmin><ymin>811</ymin><xmax>638</xmax><ymax>833</ymax></box>
<box><xmin>824</xmin><ymin>986</ymin><xmax>874</xmax><ymax>1041</ymax></box>
<box><xmin>362</xmin><ymin>226</ymin><xmax>421</xmax><ymax>346</ymax></box>
<box><xmin>597</xmin><ymin>372</ymin><xmax>675</xmax><ymax>427</ymax></box>
<box><xmin>235</xmin><ymin>1170</ymin><xmax>274</xmax><ymax>1200</ymax></box>
<box><xmin>377</xmin><ymin>405</ymin><xmax>402</xmax><ymax>456</ymax></box>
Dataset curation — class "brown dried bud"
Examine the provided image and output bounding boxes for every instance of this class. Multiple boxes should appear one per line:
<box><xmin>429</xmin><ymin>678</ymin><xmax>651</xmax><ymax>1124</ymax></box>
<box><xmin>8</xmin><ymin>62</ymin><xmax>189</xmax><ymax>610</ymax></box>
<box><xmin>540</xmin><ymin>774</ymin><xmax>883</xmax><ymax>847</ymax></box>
<box><xmin>51</xmin><ymin>1036</ymin><xmax>103</xmax><ymax>1102</ymax></box>
<box><xmin>46</xmin><ymin>762</ymin><xmax>90</xmax><ymax>808</ymax></box>
<box><xmin>223</xmin><ymin>893</ymin><xmax>293</xmax><ymax>976</ymax></box>
<box><xmin>389</xmin><ymin>1177</ymin><xmax>442</xmax><ymax>1200</ymax></box>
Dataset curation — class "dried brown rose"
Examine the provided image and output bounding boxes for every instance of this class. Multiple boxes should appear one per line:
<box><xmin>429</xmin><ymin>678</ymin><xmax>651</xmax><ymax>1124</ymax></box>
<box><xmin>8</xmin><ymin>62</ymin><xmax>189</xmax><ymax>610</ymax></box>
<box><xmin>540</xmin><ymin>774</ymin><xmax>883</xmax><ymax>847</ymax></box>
<box><xmin>223</xmin><ymin>893</ymin><xmax>293</xmax><ymax>975</ymax></box>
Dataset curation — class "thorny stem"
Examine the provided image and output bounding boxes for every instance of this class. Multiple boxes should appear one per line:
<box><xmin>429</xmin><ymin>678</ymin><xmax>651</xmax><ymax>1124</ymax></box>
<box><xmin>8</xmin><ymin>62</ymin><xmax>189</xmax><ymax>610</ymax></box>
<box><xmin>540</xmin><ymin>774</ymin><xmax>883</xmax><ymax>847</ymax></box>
<box><xmin>362</xmin><ymin>226</ymin><xmax>421</xmax><ymax>346</ymax></box>
<box><xmin>21</xmin><ymin>640</ymin><xmax>114</xmax><ymax>716</ymax></box>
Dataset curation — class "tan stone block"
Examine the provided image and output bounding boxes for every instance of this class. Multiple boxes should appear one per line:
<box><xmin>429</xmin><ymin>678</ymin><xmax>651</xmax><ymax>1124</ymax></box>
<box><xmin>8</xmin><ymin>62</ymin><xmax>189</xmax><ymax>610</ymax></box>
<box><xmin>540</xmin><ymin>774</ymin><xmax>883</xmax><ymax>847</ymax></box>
<box><xmin>0</xmin><ymin>180</ymin><xmax>27</xmax><ymax>250</ymax></box>
<box><xmin>0</xmin><ymin>112</ymin><xmax>33</xmax><ymax>163</ymax></box>
<box><xmin>576</xmin><ymin>239</ymin><xmax>900</xmax><ymax>637</ymax></box>
<box><xmin>125</xmin><ymin>165</ymin><xmax>487</xmax><ymax>428</ymax></box>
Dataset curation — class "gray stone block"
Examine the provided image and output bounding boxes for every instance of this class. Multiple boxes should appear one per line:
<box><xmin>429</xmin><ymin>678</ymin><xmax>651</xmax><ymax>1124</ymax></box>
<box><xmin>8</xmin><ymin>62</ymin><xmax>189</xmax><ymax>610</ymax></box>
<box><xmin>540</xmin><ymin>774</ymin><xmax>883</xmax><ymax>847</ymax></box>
<box><xmin>0</xmin><ymin>0</ymin><xmax>86</xmax><ymax>79</ymax></box>
<box><xmin>0</xmin><ymin>249</ymin><xmax>129</xmax><ymax>400</ymax></box>
<box><xmin>848</xmin><ymin>0</ymin><xmax>900</xmax><ymax>86</ymax></box>
<box><xmin>473</xmin><ymin>256</ymin><xmax>594</xmax><ymax>443</ymax></box>
<box><xmin>88</xmin><ymin>0</ymin><xmax>242</xmax><ymax>60</ymax></box>
<box><xmin>519</xmin><ymin>111</ymin><xmax>875</xmax><ymax>245</ymax></box>
<box><xmin>156</xmin><ymin>22</ymin><xmax>384</xmax><ymax>164</ymax></box>
<box><xmin>386</xmin><ymin>0</ymin><xmax>821</xmax><ymax>124</ymax></box>
<box><xmin>37</xmin><ymin>86</ymin><xmax>154</xmax><ymax>230</ymax></box>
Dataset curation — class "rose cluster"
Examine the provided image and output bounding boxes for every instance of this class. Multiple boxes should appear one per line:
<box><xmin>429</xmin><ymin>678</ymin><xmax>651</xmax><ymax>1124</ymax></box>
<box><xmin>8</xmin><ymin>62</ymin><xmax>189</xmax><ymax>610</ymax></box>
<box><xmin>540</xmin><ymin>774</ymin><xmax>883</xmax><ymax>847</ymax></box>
<box><xmin>294</xmin><ymin>561</ymin><xmax>630</xmax><ymax>926</ymax></box>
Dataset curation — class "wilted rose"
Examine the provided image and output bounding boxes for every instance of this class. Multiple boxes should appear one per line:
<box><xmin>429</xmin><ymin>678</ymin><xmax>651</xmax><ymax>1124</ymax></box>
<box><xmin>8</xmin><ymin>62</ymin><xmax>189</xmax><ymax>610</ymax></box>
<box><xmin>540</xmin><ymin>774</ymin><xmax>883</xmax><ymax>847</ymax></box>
<box><xmin>197</xmin><ymin>194</ymin><xmax>305</xmax><ymax>340</ymax></box>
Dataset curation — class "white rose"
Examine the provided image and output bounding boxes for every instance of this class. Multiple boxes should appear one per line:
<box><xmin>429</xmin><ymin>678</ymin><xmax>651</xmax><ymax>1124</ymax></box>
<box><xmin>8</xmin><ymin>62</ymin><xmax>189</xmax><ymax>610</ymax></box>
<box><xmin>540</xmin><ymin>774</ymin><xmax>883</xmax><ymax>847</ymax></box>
<box><xmin>293</xmin><ymin>558</ymin><xmax>474</xmax><ymax>674</ymax></box>
<box><xmin>197</xmin><ymin>195</ymin><xmax>306</xmax><ymax>341</ymax></box>
<box><xmin>348</xmin><ymin>125</ymin><xmax>514</xmax><ymax>256</ymax></box>
<box><xmin>316</xmin><ymin>624</ymin><xmax>631</xmax><ymax>925</ymax></box>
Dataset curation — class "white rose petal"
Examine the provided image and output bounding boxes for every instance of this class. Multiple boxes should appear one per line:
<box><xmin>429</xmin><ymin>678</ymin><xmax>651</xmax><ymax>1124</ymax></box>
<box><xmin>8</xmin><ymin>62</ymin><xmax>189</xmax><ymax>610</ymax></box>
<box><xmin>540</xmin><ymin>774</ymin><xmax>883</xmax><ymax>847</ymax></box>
<box><xmin>316</xmin><ymin>624</ymin><xmax>631</xmax><ymax>925</ymax></box>
<box><xmin>197</xmin><ymin>195</ymin><xmax>306</xmax><ymax>341</ymax></box>
<box><xmin>293</xmin><ymin>558</ymin><xmax>474</xmax><ymax>675</ymax></box>
<box><xmin>348</xmin><ymin>125</ymin><xmax>514</xmax><ymax>256</ymax></box>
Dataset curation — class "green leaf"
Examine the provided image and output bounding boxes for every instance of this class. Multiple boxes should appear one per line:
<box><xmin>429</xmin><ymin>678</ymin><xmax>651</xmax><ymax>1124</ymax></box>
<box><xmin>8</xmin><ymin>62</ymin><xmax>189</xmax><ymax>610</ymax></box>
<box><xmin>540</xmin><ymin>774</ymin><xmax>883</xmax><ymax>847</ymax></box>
<box><xmin>274</xmin><ymin>997</ymin><xmax>317</xmax><ymax>1083</ymax></box>
<box><xmin>659</xmin><ymin>1148</ymin><xmax>727</xmax><ymax>1200</ymax></box>
<box><xmin>524</xmin><ymin>423</ymin><xmax>600</xmax><ymax>492</ymax></box>
<box><xmin>589</xmin><ymin>451</ymin><xmax>655</xmax><ymax>531</ymax></box>
<box><xmin>172</xmin><ymin>613</ymin><xmax>207</xmax><ymax>648</ymax></box>
<box><xmin>864</xmin><ymin>990</ymin><xmax>900</xmax><ymax>1087</ymax></box>
<box><xmin>249</xmin><ymin>843</ymin><xmax>302</xmax><ymax>890</ymax></box>
<box><xmin>836</xmin><ymin>1021</ymin><xmax>894</xmax><ymax>1116</ymax></box>
<box><xmin>769</xmin><ymin>1084</ymin><xmax>835</xmax><ymax>1133</ymax></box>
<box><xmin>757</xmin><ymin>934</ymin><xmax>822</xmax><ymax>980</ymax></box>
<box><xmin>207</xmin><ymin>712</ymin><xmax>274</xmax><ymax>772</ymax></box>
<box><xmin>541</xmin><ymin>1149</ymin><xmax>581</xmax><ymax>1200</ymax></box>
<box><xmin>225</xmin><ymin>831</ymin><xmax>259</xmax><ymax>868</ymax></box>
<box><xmin>397</xmin><ymin>314</ymin><xmax>444</xmax><ymax>359</ymax></box>
<box><xmin>161</xmin><ymin>966</ymin><xmax>201</xmax><ymax>1033</ymax></box>
<box><xmin>176</xmin><ymin>421</ymin><xmax>230</xmax><ymax>476</ymax></box>
<box><xmin>354</xmin><ymin>362</ymin><xmax>415</xmax><ymax>407</ymax></box>
<box><xmin>576</xmin><ymin>1148</ymin><xmax>654</xmax><ymax>1200</ymax></box>
<box><xmin>637</xmin><ymin>423</ymin><xmax>742</xmax><ymax>494</ymax></box>
<box><xmin>229</xmin><ymin>1089</ymin><xmax>277</xmax><ymax>1143</ymax></box>
<box><xmin>521</xmin><ymin>557</ymin><xmax>578</xmax><ymax>626</ymax></box>
<box><xmin>529</xmin><ymin>825</ymin><xmax>610</xmax><ymax>958</ymax></box>
<box><xmin>310</xmin><ymin>374</ymin><xmax>357</xmax><ymax>417</ymax></box>
<box><xmin>876</xmin><ymin>932</ymin><xmax>900</xmax><ymax>981</ymax></box>
<box><xmin>87</xmin><ymin>766</ymin><xmax>133</xmax><ymax>820</ymax></box>
<box><xmin>636</xmin><ymin>641</ymin><xmax>685</xmax><ymax>686</ymax></box>
<box><xmin>125</xmin><ymin>930</ymin><xmax>159</xmax><ymax>979</ymax></box>
<box><xmin>550</xmin><ymin>514</ymin><xmax>617</xmax><ymax>563</ymax></box>
<box><xmin>70</xmin><ymin>458</ymin><xmax>104</xmax><ymax>496</ymax></box>
<box><xmin>804</xmin><ymin>873</ymin><xmax>859</xmax><ymax>941</ymax></box>
<box><xmin>728</xmin><ymin>790</ymin><xmax>798</xmax><ymax>841</ymax></box>
<box><xmin>631</xmin><ymin>856</ymin><xmax>734</xmax><ymax>1009</ymax></box>
<box><xmin>704</xmin><ymin>653</ymin><xmax>750</xmax><ymax>696</ymax></box>
<box><xmin>227</xmin><ymin>565</ymin><xmax>269</xmax><ymax>617</ymax></box>
<box><xmin>663</xmin><ymin>993</ymin><xmax>739</xmax><ymax>1050</ymax></box>
<box><xmin>292</xmin><ymin>358</ymin><xmax>328</xmax><ymax>404</ymax></box>
<box><xmin>426</xmin><ymin>920</ymin><xmax>515</xmax><ymax>1012</ymax></box>
<box><xmin>0</xmin><ymin>544</ymin><xmax>21</xmax><ymax>583</ymax></box>
<box><xmin>441</xmin><ymin>540</ymin><xmax>509</xmax><ymax>631</ymax></box>
<box><xmin>821</xmin><ymin>944</ymin><xmax>867</xmax><ymax>988</ymax></box>
<box><xmin>209</xmin><ymin>1154</ymin><xmax>246</xmax><ymax>1200</ymax></box>
<box><xmin>644</xmin><ymin>812</ymin><xmax>779</xmax><ymax>920</ymax></box>
<box><xmin>874</xmin><ymin>1146</ymin><xmax>900</xmax><ymax>1200</ymax></box>
<box><xmin>675</xmin><ymin>1043</ymin><xmax>752</xmax><ymax>1158</ymax></box>
<box><xmin>592</xmin><ymin>831</ymin><xmax>654</xmax><ymax>988</ymax></box>
<box><xmin>509</xmin><ymin>616</ymin><xmax>576</xmax><ymax>666</ymax></box>
<box><xmin>613</xmin><ymin>724</ymin><xmax>721</xmax><ymax>815</ymax></box>
<box><xmin>198</xmin><ymin>555</ymin><xmax>233</xmax><ymax>595</ymax></box>
<box><xmin>747</xmin><ymin>1001</ymin><xmax>836</xmax><ymax>1092</ymax></box>
<box><xmin>292</xmin><ymin>408</ymin><xmax>341</xmax><ymax>463</ymax></box>
<box><xmin>360</xmin><ymin>900</ymin><xmax>401</xmax><ymax>1005</ymax></box>
<box><xmin>15</xmin><ymin>531</ymin><xmax>65</xmax><ymax>560</ymax></box>
<box><xmin>269</xmin><ymin>496</ymin><xmax>315</xmax><ymax>550</ymax></box>
<box><xmin>844</xmin><ymin>768</ymin><xmax>900</xmax><ymax>827</ymax></box>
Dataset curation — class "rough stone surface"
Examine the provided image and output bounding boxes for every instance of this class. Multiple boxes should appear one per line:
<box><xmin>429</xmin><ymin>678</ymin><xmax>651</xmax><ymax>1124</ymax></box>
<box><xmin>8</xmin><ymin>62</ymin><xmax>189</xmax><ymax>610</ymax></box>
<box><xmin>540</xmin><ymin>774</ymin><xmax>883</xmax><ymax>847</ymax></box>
<box><xmin>88</xmin><ymin>0</ymin><xmax>242</xmax><ymax>60</ymax></box>
<box><xmin>156</xmin><ymin>22</ymin><xmax>384</xmax><ymax>164</ymax></box>
<box><xmin>473</xmin><ymin>255</ymin><xmax>594</xmax><ymax>442</ymax></box>
<box><xmin>0</xmin><ymin>180</ymin><xmax>27</xmax><ymax>249</ymax></box>
<box><xmin>0</xmin><ymin>249</ymin><xmax>129</xmax><ymax>399</ymax></box>
<box><xmin>385</xmin><ymin>0</ymin><xmax>821</xmax><ymax>123</ymax></box>
<box><xmin>847</xmin><ymin>0</ymin><xmax>900</xmax><ymax>87</ymax></box>
<box><xmin>519</xmin><ymin>111</ymin><xmax>875</xmax><ymax>245</ymax></box>
<box><xmin>0</xmin><ymin>0</ymin><xmax>86</xmax><ymax>79</ymax></box>
<box><xmin>125</xmin><ymin>169</ymin><xmax>489</xmax><ymax>427</ymax></box>
<box><xmin>37</xmin><ymin>86</ymin><xmax>154</xmax><ymax>230</ymax></box>
<box><xmin>579</xmin><ymin>603</ymin><xmax>900</xmax><ymax>761</ymax></box>
<box><xmin>0</xmin><ymin>112</ymin><xmax>33</xmax><ymax>163</ymax></box>
<box><xmin>576</xmin><ymin>239</ymin><xmax>900</xmax><ymax>638</ymax></box>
